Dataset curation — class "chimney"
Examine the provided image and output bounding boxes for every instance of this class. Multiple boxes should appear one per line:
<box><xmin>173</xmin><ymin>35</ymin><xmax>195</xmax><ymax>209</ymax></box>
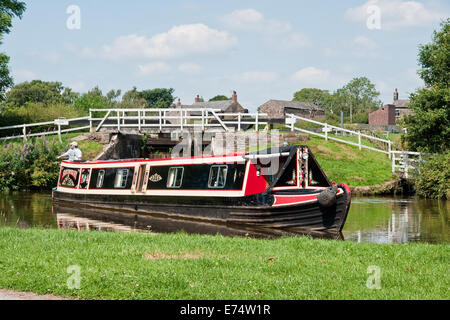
<box><xmin>232</xmin><ymin>90</ymin><xmax>237</xmax><ymax>103</ymax></box>
<box><xmin>195</xmin><ymin>94</ymin><xmax>200</xmax><ymax>103</ymax></box>
<box><xmin>177</xmin><ymin>98</ymin><xmax>181</xmax><ymax>108</ymax></box>
<box><xmin>394</xmin><ymin>88</ymin><xmax>399</xmax><ymax>102</ymax></box>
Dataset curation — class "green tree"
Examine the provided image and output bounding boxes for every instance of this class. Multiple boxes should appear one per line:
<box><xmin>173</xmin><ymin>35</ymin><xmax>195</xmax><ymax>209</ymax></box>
<box><xmin>139</xmin><ymin>88</ymin><xmax>175</xmax><ymax>108</ymax></box>
<box><xmin>292</xmin><ymin>88</ymin><xmax>330</xmax><ymax>106</ymax></box>
<box><xmin>0</xmin><ymin>0</ymin><xmax>26</xmax><ymax>100</ymax></box>
<box><xmin>73</xmin><ymin>86</ymin><xmax>108</xmax><ymax>112</ymax></box>
<box><xmin>403</xmin><ymin>20</ymin><xmax>450</xmax><ymax>153</ymax></box>
<box><xmin>209</xmin><ymin>95</ymin><xmax>230</xmax><ymax>101</ymax></box>
<box><xmin>5</xmin><ymin>80</ymin><xmax>71</xmax><ymax>107</ymax></box>
<box><xmin>418</xmin><ymin>18</ymin><xmax>450</xmax><ymax>88</ymax></box>
<box><xmin>120</xmin><ymin>87</ymin><xmax>147</xmax><ymax>108</ymax></box>
<box><xmin>342</xmin><ymin>77</ymin><xmax>381</xmax><ymax>123</ymax></box>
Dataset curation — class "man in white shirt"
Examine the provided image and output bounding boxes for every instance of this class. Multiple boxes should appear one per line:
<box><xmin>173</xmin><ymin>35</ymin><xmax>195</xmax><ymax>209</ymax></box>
<box><xmin>57</xmin><ymin>142</ymin><xmax>82</xmax><ymax>161</ymax></box>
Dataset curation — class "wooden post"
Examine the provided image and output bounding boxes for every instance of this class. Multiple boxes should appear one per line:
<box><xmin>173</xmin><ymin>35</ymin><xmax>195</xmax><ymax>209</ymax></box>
<box><xmin>117</xmin><ymin>111</ymin><xmax>121</xmax><ymax>131</ymax></box>
<box><xmin>180</xmin><ymin>109</ymin><xmax>183</xmax><ymax>130</ymax></box>
<box><xmin>138</xmin><ymin>110</ymin><xmax>141</xmax><ymax>131</ymax></box>
<box><xmin>358</xmin><ymin>131</ymin><xmax>361</xmax><ymax>150</ymax></box>
<box><xmin>22</xmin><ymin>125</ymin><xmax>27</xmax><ymax>142</ymax></box>
<box><xmin>255</xmin><ymin>113</ymin><xmax>259</xmax><ymax>132</ymax></box>
<box><xmin>238</xmin><ymin>113</ymin><xmax>241</xmax><ymax>132</ymax></box>
<box><xmin>388</xmin><ymin>141</ymin><xmax>392</xmax><ymax>159</ymax></box>
<box><xmin>392</xmin><ymin>153</ymin><xmax>396</xmax><ymax>174</ymax></box>
<box><xmin>325</xmin><ymin>123</ymin><xmax>328</xmax><ymax>141</ymax></box>
<box><xmin>89</xmin><ymin>110</ymin><xmax>93</xmax><ymax>132</ymax></box>
<box><xmin>201</xmin><ymin>109</ymin><xmax>205</xmax><ymax>132</ymax></box>
<box><xmin>159</xmin><ymin>110</ymin><xmax>162</xmax><ymax>132</ymax></box>
<box><xmin>57</xmin><ymin>124</ymin><xmax>62</xmax><ymax>143</ymax></box>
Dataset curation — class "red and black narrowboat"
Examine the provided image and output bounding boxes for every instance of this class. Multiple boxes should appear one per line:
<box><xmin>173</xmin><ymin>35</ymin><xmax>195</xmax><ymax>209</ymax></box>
<box><xmin>52</xmin><ymin>146</ymin><xmax>351</xmax><ymax>237</ymax></box>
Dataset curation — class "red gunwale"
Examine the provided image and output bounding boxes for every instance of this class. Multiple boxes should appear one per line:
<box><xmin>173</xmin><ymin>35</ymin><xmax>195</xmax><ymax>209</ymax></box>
<box><xmin>61</xmin><ymin>152</ymin><xmax>246</xmax><ymax>166</ymax></box>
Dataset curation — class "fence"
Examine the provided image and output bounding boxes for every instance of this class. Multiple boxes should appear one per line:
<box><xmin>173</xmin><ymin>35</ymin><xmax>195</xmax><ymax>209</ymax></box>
<box><xmin>285</xmin><ymin>113</ymin><xmax>393</xmax><ymax>157</ymax></box>
<box><xmin>0</xmin><ymin>116</ymin><xmax>90</xmax><ymax>142</ymax></box>
<box><xmin>89</xmin><ymin>108</ymin><xmax>267</xmax><ymax>132</ymax></box>
<box><xmin>391</xmin><ymin>151</ymin><xmax>426</xmax><ymax>179</ymax></box>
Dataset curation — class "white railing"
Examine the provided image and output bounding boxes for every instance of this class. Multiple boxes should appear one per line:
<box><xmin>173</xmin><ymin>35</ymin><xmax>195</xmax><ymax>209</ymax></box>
<box><xmin>391</xmin><ymin>151</ymin><xmax>425</xmax><ymax>179</ymax></box>
<box><xmin>89</xmin><ymin>108</ymin><xmax>267</xmax><ymax>133</ymax></box>
<box><xmin>285</xmin><ymin>113</ymin><xmax>393</xmax><ymax>157</ymax></box>
<box><xmin>0</xmin><ymin>116</ymin><xmax>90</xmax><ymax>142</ymax></box>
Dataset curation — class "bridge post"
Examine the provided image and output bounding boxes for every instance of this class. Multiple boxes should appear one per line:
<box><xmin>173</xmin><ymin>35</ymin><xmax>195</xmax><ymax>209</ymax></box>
<box><xmin>238</xmin><ymin>113</ymin><xmax>241</xmax><ymax>132</ymax></box>
<box><xmin>255</xmin><ymin>113</ymin><xmax>259</xmax><ymax>132</ymax></box>
<box><xmin>388</xmin><ymin>141</ymin><xmax>392</xmax><ymax>159</ymax></box>
<box><xmin>89</xmin><ymin>110</ymin><xmax>93</xmax><ymax>132</ymax></box>
<box><xmin>117</xmin><ymin>110</ymin><xmax>121</xmax><ymax>131</ymax></box>
<box><xmin>325</xmin><ymin>123</ymin><xmax>328</xmax><ymax>141</ymax></box>
<box><xmin>392</xmin><ymin>153</ymin><xmax>396</xmax><ymax>173</ymax></box>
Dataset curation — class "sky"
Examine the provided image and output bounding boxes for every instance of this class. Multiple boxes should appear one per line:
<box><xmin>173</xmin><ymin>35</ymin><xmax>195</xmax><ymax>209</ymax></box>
<box><xmin>3</xmin><ymin>0</ymin><xmax>449</xmax><ymax>111</ymax></box>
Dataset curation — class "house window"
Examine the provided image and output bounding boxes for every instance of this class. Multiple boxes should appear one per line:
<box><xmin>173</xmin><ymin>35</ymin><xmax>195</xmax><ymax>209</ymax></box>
<box><xmin>114</xmin><ymin>169</ymin><xmax>129</xmax><ymax>188</ymax></box>
<box><xmin>167</xmin><ymin>167</ymin><xmax>184</xmax><ymax>188</ymax></box>
<box><xmin>208</xmin><ymin>165</ymin><xmax>228</xmax><ymax>188</ymax></box>
<box><xmin>395</xmin><ymin>109</ymin><xmax>401</xmax><ymax>117</ymax></box>
<box><xmin>96</xmin><ymin>170</ymin><xmax>105</xmax><ymax>188</ymax></box>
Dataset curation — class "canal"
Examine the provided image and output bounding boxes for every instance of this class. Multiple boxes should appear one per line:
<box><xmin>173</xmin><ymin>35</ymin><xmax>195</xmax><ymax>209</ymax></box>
<box><xmin>0</xmin><ymin>192</ymin><xmax>448</xmax><ymax>244</ymax></box>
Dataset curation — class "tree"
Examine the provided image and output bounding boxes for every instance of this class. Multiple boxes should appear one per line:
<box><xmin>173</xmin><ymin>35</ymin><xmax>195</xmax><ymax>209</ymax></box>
<box><xmin>120</xmin><ymin>87</ymin><xmax>147</xmax><ymax>108</ymax></box>
<box><xmin>5</xmin><ymin>80</ymin><xmax>71</xmax><ymax>107</ymax></box>
<box><xmin>0</xmin><ymin>0</ymin><xmax>26</xmax><ymax>100</ymax></box>
<box><xmin>292</xmin><ymin>88</ymin><xmax>330</xmax><ymax>106</ymax></box>
<box><xmin>403</xmin><ymin>19</ymin><xmax>450</xmax><ymax>153</ymax></box>
<box><xmin>341</xmin><ymin>77</ymin><xmax>381</xmax><ymax>123</ymax></box>
<box><xmin>209</xmin><ymin>95</ymin><xmax>230</xmax><ymax>101</ymax></box>
<box><xmin>73</xmin><ymin>86</ymin><xmax>108</xmax><ymax>112</ymax></box>
<box><xmin>139</xmin><ymin>88</ymin><xmax>175</xmax><ymax>108</ymax></box>
<box><xmin>418</xmin><ymin>18</ymin><xmax>450</xmax><ymax>88</ymax></box>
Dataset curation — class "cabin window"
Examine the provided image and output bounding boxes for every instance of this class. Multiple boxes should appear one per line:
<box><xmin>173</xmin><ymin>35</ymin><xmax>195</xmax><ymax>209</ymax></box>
<box><xmin>80</xmin><ymin>169</ymin><xmax>90</xmax><ymax>189</ymax></box>
<box><xmin>114</xmin><ymin>169</ymin><xmax>130</xmax><ymax>188</ymax></box>
<box><xmin>167</xmin><ymin>167</ymin><xmax>184</xmax><ymax>188</ymax></box>
<box><xmin>208</xmin><ymin>165</ymin><xmax>228</xmax><ymax>188</ymax></box>
<box><xmin>60</xmin><ymin>168</ymin><xmax>80</xmax><ymax>188</ymax></box>
<box><xmin>96</xmin><ymin>170</ymin><xmax>105</xmax><ymax>188</ymax></box>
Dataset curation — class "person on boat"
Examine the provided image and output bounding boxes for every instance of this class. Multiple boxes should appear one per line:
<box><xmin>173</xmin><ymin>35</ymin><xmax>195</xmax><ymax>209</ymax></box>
<box><xmin>57</xmin><ymin>142</ymin><xmax>82</xmax><ymax>161</ymax></box>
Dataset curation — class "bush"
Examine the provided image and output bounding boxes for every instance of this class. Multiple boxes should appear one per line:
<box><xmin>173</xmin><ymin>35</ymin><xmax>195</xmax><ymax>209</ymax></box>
<box><xmin>415</xmin><ymin>151</ymin><xmax>450</xmax><ymax>199</ymax></box>
<box><xmin>0</xmin><ymin>137</ymin><xmax>66</xmax><ymax>191</ymax></box>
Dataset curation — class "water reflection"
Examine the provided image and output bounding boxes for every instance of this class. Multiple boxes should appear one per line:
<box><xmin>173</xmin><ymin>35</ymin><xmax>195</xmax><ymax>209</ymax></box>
<box><xmin>343</xmin><ymin>197</ymin><xmax>449</xmax><ymax>244</ymax></box>
<box><xmin>0</xmin><ymin>192</ymin><xmax>448</xmax><ymax>244</ymax></box>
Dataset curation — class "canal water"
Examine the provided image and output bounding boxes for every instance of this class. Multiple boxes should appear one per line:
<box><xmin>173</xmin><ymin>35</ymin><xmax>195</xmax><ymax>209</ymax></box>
<box><xmin>0</xmin><ymin>192</ymin><xmax>448</xmax><ymax>244</ymax></box>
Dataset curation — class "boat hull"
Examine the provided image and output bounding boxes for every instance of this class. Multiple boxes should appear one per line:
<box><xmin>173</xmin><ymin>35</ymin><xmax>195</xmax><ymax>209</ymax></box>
<box><xmin>52</xmin><ymin>186</ymin><xmax>351</xmax><ymax>237</ymax></box>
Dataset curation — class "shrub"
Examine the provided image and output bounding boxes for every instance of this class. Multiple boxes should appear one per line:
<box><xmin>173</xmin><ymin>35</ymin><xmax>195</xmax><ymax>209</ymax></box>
<box><xmin>415</xmin><ymin>151</ymin><xmax>450</xmax><ymax>199</ymax></box>
<box><xmin>0</xmin><ymin>137</ymin><xmax>66</xmax><ymax>191</ymax></box>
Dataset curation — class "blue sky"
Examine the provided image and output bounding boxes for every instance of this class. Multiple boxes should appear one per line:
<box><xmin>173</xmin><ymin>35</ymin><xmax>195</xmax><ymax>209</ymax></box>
<box><xmin>3</xmin><ymin>0</ymin><xmax>449</xmax><ymax>111</ymax></box>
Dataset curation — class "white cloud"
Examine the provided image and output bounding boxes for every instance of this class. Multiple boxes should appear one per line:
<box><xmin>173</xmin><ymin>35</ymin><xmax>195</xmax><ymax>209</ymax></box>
<box><xmin>222</xmin><ymin>9</ymin><xmax>309</xmax><ymax>48</ymax></box>
<box><xmin>138</xmin><ymin>62</ymin><xmax>171</xmax><ymax>75</ymax></box>
<box><xmin>291</xmin><ymin>67</ymin><xmax>330</xmax><ymax>84</ymax></box>
<box><xmin>346</xmin><ymin>0</ymin><xmax>446</xmax><ymax>29</ymax></box>
<box><xmin>178</xmin><ymin>63</ymin><xmax>202</xmax><ymax>73</ymax></box>
<box><xmin>235</xmin><ymin>71</ymin><xmax>279</xmax><ymax>83</ymax></box>
<box><xmin>12</xmin><ymin>69</ymin><xmax>36</xmax><ymax>82</ymax></box>
<box><xmin>85</xmin><ymin>24</ymin><xmax>237</xmax><ymax>61</ymax></box>
<box><xmin>354</xmin><ymin>36</ymin><xmax>378</xmax><ymax>50</ymax></box>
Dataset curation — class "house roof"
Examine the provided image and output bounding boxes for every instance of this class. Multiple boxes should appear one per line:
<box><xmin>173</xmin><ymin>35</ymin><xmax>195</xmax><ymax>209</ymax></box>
<box><xmin>181</xmin><ymin>100</ymin><xmax>236</xmax><ymax>112</ymax></box>
<box><xmin>261</xmin><ymin>100</ymin><xmax>324</xmax><ymax>111</ymax></box>
<box><xmin>393</xmin><ymin>99</ymin><xmax>410</xmax><ymax>109</ymax></box>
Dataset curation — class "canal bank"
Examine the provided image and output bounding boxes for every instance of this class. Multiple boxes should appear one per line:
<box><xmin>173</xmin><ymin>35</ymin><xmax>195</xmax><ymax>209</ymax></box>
<box><xmin>0</xmin><ymin>227</ymin><xmax>448</xmax><ymax>300</ymax></box>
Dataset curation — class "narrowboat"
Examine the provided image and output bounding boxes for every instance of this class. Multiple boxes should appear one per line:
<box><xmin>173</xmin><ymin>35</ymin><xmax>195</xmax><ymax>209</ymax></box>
<box><xmin>52</xmin><ymin>145</ymin><xmax>351</xmax><ymax>236</ymax></box>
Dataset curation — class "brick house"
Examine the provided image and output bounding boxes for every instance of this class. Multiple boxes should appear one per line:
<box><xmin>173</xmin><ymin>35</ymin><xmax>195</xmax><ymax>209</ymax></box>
<box><xmin>369</xmin><ymin>89</ymin><xmax>413</xmax><ymax>125</ymax></box>
<box><xmin>258</xmin><ymin>100</ymin><xmax>325</xmax><ymax>123</ymax></box>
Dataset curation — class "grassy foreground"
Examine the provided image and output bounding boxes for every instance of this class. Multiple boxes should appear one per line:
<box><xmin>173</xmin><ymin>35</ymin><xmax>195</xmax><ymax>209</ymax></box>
<box><xmin>0</xmin><ymin>228</ymin><xmax>448</xmax><ymax>300</ymax></box>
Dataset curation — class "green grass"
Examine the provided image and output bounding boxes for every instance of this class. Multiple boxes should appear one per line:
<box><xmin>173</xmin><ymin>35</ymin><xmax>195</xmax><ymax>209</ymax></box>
<box><xmin>0</xmin><ymin>228</ymin><xmax>448</xmax><ymax>300</ymax></box>
<box><xmin>299</xmin><ymin>136</ymin><xmax>395</xmax><ymax>186</ymax></box>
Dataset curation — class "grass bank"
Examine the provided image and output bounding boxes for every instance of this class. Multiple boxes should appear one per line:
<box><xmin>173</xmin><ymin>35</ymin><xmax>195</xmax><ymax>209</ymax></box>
<box><xmin>298</xmin><ymin>136</ymin><xmax>395</xmax><ymax>187</ymax></box>
<box><xmin>0</xmin><ymin>228</ymin><xmax>447</xmax><ymax>300</ymax></box>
